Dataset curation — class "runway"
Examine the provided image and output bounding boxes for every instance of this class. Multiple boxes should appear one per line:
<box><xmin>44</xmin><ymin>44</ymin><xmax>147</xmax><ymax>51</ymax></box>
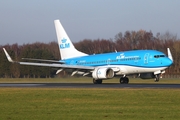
<box><xmin>0</xmin><ymin>83</ymin><xmax>180</xmax><ymax>88</ymax></box>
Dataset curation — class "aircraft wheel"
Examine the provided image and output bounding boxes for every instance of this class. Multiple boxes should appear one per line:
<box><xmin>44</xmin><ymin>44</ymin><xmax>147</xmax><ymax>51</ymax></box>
<box><xmin>93</xmin><ymin>79</ymin><xmax>102</xmax><ymax>84</ymax></box>
<box><xmin>97</xmin><ymin>80</ymin><xmax>102</xmax><ymax>84</ymax></box>
<box><xmin>93</xmin><ymin>79</ymin><xmax>97</xmax><ymax>84</ymax></box>
<box><xmin>120</xmin><ymin>77</ymin><xmax>129</xmax><ymax>84</ymax></box>
<box><xmin>124</xmin><ymin>77</ymin><xmax>129</xmax><ymax>84</ymax></box>
<box><xmin>154</xmin><ymin>74</ymin><xmax>160</xmax><ymax>82</ymax></box>
<box><xmin>120</xmin><ymin>77</ymin><xmax>125</xmax><ymax>84</ymax></box>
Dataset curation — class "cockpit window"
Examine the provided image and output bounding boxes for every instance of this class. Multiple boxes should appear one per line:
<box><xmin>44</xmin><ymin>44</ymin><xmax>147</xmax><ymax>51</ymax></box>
<box><xmin>160</xmin><ymin>55</ymin><xmax>165</xmax><ymax>57</ymax></box>
<box><xmin>154</xmin><ymin>55</ymin><xmax>165</xmax><ymax>58</ymax></box>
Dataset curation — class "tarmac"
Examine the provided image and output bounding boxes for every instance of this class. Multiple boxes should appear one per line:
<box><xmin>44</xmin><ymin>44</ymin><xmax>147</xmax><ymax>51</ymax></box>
<box><xmin>0</xmin><ymin>83</ymin><xmax>180</xmax><ymax>88</ymax></box>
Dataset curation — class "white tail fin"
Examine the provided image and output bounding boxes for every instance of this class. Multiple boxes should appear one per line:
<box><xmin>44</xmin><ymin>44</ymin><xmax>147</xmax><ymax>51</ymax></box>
<box><xmin>167</xmin><ymin>48</ymin><xmax>173</xmax><ymax>62</ymax></box>
<box><xmin>54</xmin><ymin>20</ymin><xmax>88</xmax><ymax>60</ymax></box>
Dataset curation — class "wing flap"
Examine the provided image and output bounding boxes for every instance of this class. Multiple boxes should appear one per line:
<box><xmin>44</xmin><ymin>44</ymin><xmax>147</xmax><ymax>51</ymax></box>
<box><xmin>18</xmin><ymin>61</ymin><xmax>95</xmax><ymax>69</ymax></box>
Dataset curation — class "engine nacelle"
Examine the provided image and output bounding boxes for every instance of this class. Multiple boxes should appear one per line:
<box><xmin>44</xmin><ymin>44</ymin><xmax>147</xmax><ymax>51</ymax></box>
<box><xmin>140</xmin><ymin>73</ymin><xmax>155</xmax><ymax>79</ymax></box>
<box><xmin>92</xmin><ymin>68</ymin><xmax>114</xmax><ymax>80</ymax></box>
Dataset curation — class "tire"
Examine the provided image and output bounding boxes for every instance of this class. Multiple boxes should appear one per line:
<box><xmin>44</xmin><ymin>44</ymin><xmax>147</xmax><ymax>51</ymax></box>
<box><xmin>96</xmin><ymin>80</ymin><xmax>102</xmax><ymax>84</ymax></box>
<box><xmin>93</xmin><ymin>79</ymin><xmax>102</xmax><ymax>84</ymax></box>
<box><xmin>120</xmin><ymin>78</ymin><xmax>124</xmax><ymax>84</ymax></box>
<box><xmin>93</xmin><ymin>79</ymin><xmax>97</xmax><ymax>84</ymax></box>
<box><xmin>124</xmin><ymin>77</ymin><xmax>129</xmax><ymax>84</ymax></box>
<box><xmin>120</xmin><ymin>77</ymin><xmax>129</xmax><ymax>84</ymax></box>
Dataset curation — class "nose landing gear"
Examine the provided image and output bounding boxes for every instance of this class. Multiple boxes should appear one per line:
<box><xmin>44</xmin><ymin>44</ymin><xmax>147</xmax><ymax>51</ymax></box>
<box><xmin>154</xmin><ymin>74</ymin><xmax>160</xmax><ymax>82</ymax></box>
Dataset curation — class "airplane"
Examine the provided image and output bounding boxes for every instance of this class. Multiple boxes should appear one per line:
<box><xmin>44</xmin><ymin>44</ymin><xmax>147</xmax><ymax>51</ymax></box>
<box><xmin>3</xmin><ymin>19</ymin><xmax>173</xmax><ymax>84</ymax></box>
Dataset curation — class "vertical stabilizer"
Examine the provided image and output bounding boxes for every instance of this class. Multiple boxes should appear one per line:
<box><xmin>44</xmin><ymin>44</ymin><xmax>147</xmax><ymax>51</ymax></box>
<box><xmin>167</xmin><ymin>48</ymin><xmax>173</xmax><ymax>62</ymax></box>
<box><xmin>54</xmin><ymin>20</ymin><xmax>88</xmax><ymax>60</ymax></box>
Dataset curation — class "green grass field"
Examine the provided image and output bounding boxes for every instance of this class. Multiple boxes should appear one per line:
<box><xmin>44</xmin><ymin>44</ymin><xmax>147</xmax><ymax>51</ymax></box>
<box><xmin>0</xmin><ymin>88</ymin><xmax>180</xmax><ymax>120</ymax></box>
<box><xmin>0</xmin><ymin>78</ymin><xmax>180</xmax><ymax>120</ymax></box>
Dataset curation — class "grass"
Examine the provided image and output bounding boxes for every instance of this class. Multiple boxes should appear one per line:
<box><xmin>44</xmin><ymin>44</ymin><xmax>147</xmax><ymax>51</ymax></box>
<box><xmin>0</xmin><ymin>78</ymin><xmax>180</xmax><ymax>119</ymax></box>
<box><xmin>0</xmin><ymin>88</ymin><xmax>180</xmax><ymax>120</ymax></box>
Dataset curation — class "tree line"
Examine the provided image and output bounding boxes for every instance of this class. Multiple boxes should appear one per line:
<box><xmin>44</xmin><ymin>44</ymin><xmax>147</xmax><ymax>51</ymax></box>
<box><xmin>0</xmin><ymin>30</ymin><xmax>179</xmax><ymax>78</ymax></box>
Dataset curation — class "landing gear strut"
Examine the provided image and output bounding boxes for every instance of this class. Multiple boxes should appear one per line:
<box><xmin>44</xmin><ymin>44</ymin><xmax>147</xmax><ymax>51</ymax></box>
<box><xmin>93</xmin><ymin>79</ymin><xmax>102</xmax><ymax>84</ymax></box>
<box><xmin>120</xmin><ymin>77</ymin><xmax>129</xmax><ymax>84</ymax></box>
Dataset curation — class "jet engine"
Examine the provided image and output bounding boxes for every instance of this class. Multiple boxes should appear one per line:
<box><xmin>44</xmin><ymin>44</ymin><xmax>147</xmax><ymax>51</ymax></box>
<box><xmin>140</xmin><ymin>73</ymin><xmax>155</xmax><ymax>79</ymax></box>
<box><xmin>92</xmin><ymin>68</ymin><xmax>114</xmax><ymax>80</ymax></box>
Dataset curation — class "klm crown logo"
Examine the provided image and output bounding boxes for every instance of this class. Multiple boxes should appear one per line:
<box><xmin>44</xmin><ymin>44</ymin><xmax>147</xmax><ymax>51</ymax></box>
<box><xmin>61</xmin><ymin>38</ymin><xmax>67</xmax><ymax>43</ymax></box>
<box><xmin>60</xmin><ymin>38</ymin><xmax>70</xmax><ymax>49</ymax></box>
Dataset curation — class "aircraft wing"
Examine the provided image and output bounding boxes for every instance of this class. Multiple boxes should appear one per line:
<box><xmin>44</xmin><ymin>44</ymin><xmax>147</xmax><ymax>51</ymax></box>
<box><xmin>3</xmin><ymin>48</ymin><xmax>120</xmax><ymax>76</ymax></box>
<box><xmin>17</xmin><ymin>62</ymin><xmax>94</xmax><ymax>69</ymax></box>
<box><xmin>22</xmin><ymin>58</ymin><xmax>65</xmax><ymax>64</ymax></box>
<box><xmin>3</xmin><ymin>48</ymin><xmax>94</xmax><ymax>70</ymax></box>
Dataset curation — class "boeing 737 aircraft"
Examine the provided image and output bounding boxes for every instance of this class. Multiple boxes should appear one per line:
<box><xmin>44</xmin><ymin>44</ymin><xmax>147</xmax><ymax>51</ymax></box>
<box><xmin>3</xmin><ymin>20</ymin><xmax>173</xmax><ymax>84</ymax></box>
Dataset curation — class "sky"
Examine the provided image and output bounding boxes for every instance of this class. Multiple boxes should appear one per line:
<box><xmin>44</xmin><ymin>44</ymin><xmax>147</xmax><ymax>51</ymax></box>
<box><xmin>0</xmin><ymin>0</ymin><xmax>180</xmax><ymax>45</ymax></box>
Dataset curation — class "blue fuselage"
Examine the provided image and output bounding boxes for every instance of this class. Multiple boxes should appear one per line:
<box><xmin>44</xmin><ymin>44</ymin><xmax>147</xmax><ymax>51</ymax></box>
<box><xmin>64</xmin><ymin>50</ymin><xmax>172</xmax><ymax>68</ymax></box>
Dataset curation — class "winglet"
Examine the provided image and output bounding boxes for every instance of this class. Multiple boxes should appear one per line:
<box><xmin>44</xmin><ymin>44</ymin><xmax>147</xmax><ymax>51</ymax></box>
<box><xmin>167</xmin><ymin>48</ymin><xmax>173</xmax><ymax>62</ymax></box>
<box><xmin>3</xmin><ymin>48</ymin><xmax>14</xmax><ymax>62</ymax></box>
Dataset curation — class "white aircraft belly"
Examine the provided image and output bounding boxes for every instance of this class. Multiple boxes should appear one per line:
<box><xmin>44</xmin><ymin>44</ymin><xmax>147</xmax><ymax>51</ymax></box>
<box><xmin>115</xmin><ymin>65</ymin><xmax>167</xmax><ymax>75</ymax></box>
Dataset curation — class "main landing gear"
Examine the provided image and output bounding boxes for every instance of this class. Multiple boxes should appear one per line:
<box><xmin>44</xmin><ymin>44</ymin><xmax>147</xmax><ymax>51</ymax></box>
<box><xmin>93</xmin><ymin>77</ymin><xmax>129</xmax><ymax>84</ymax></box>
<box><xmin>120</xmin><ymin>77</ymin><xmax>129</xmax><ymax>84</ymax></box>
<box><xmin>93</xmin><ymin>79</ymin><xmax>102</xmax><ymax>84</ymax></box>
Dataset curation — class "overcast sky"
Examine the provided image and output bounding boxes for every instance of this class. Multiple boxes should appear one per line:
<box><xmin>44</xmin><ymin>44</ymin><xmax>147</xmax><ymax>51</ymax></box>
<box><xmin>0</xmin><ymin>0</ymin><xmax>180</xmax><ymax>45</ymax></box>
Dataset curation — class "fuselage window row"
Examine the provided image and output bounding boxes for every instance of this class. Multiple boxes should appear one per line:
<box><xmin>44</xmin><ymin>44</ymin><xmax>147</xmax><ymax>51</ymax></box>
<box><xmin>77</xmin><ymin>59</ymin><xmax>119</xmax><ymax>65</ymax></box>
<box><xmin>77</xmin><ymin>57</ymin><xmax>141</xmax><ymax>65</ymax></box>
<box><xmin>120</xmin><ymin>57</ymin><xmax>141</xmax><ymax>61</ymax></box>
